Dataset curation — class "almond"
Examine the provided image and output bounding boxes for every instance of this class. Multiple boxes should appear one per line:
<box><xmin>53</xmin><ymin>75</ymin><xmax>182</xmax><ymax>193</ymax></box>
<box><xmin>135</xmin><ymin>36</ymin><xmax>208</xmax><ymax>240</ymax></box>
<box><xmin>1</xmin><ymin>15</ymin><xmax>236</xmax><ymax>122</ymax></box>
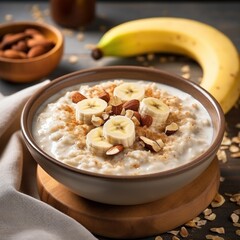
<box><xmin>122</xmin><ymin>99</ymin><xmax>140</xmax><ymax>111</ymax></box>
<box><xmin>71</xmin><ymin>91</ymin><xmax>87</xmax><ymax>103</ymax></box>
<box><xmin>3</xmin><ymin>49</ymin><xmax>27</xmax><ymax>59</ymax></box>
<box><xmin>24</xmin><ymin>28</ymin><xmax>42</xmax><ymax>36</ymax></box>
<box><xmin>106</xmin><ymin>144</ymin><xmax>124</xmax><ymax>156</ymax></box>
<box><xmin>98</xmin><ymin>91</ymin><xmax>110</xmax><ymax>103</ymax></box>
<box><xmin>141</xmin><ymin>114</ymin><xmax>153</xmax><ymax>127</ymax></box>
<box><xmin>165</xmin><ymin>122</ymin><xmax>179</xmax><ymax>135</ymax></box>
<box><xmin>11</xmin><ymin>40</ymin><xmax>28</xmax><ymax>52</ymax></box>
<box><xmin>139</xmin><ymin>136</ymin><xmax>161</xmax><ymax>152</ymax></box>
<box><xmin>27</xmin><ymin>38</ymin><xmax>55</xmax><ymax>49</ymax></box>
<box><xmin>27</xmin><ymin>45</ymin><xmax>49</xmax><ymax>58</ymax></box>
<box><xmin>125</xmin><ymin>109</ymin><xmax>134</xmax><ymax>119</ymax></box>
<box><xmin>0</xmin><ymin>32</ymin><xmax>30</xmax><ymax>50</ymax></box>
<box><xmin>133</xmin><ymin>111</ymin><xmax>141</xmax><ymax>122</ymax></box>
<box><xmin>109</xmin><ymin>96</ymin><xmax>123</xmax><ymax>115</ymax></box>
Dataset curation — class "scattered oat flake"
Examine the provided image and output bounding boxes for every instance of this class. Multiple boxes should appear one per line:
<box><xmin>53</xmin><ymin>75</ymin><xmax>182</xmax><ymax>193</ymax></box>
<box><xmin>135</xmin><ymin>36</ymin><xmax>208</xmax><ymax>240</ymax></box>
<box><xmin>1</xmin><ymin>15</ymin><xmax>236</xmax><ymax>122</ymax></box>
<box><xmin>230</xmin><ymin>193</ymin><xmax>240</xmax><ymax>202</ymax></box>
<box><xmin>185</xmin><ymin>220</ymin><xmax>197</xmax><ymax>228</ymax></box>
<box><xmin>5</xmin><ymin>14</ymin><xmax>13</xmax><ymax>21</ymax></box>
<box><xmin>217</xmin><ymin>150</ymin><xmax>227</xmax><ymax>162</ymax></box>
<box><xmin>203</xmin><ymin>208</ymin><xmax>212</xmax><ymax>216</ymax></box>
<box><xmin>147</xmin><ymin>53</ymin><xmax>155</xmax><ymax>61</ymax></box>
<box><xmin>211</xmin><ymin>193</ymin><xmax>225</xmax><ymax>208</ymax></box>
<box><xmin>231</xmin><ymin>152</ymin><xmax>240</xmax><ymax>158</ymax></box>
<box><xmin>136</xmin><ymin>56</ymin><xmax>145</xmax><ymax>62</ymax></box>
<box><xmin>220</xmin><ymin>176</ymin><xmax>225</xmax><ymax>182</ymax></box>
<box><xmin>229</xmin><ymin>145</ymin><xmax>240</xmax><ymax>152</ymax></box>
<box><xmin>234</xmin><ymin>222</ymin><xmax>240</xmax><ymax>227</ymax></box>
<box><xmin>205</xmin><ymin>213</ymin><xmax>216</xmax><ymax>221</ymax></box>
<box><xmin>68</xmin><ymin>55</ymin><xmax>79</xmax><ymax>64</ymax></box>
<box><xmin>76</xmin><ymin>33</ymin><xmax>84</xmax><ymax>41</ymax></box>
<box><xmin>197</xmin><ymin>219</ymin><xmax>207</xmax><ymax>227</ymax></box>
<box><xmin>62</xmin><ymin>28</ymin><xmax>74</xmax><ymax>37</ymax></box>
<box><xmin>181</xmin><ymin>73</ymin><xmax>190</xmax><ymax>79</ymax></box>
<box><xmin>234</xmin><ymin>209</ymin><xmax>240</xmax><ymax>214</ymax></box>
<box><xmin>155</xmin><ymin>236</ymin><xmax>163</xmax><ymax>240</ymax></box>
<box><xmin>180</xmin><ymin>226</ymin><xmax>189</xmax><ymax>237</ymax></box>
<box><xmin>168</xmin><ymin>230</ymin><xmax>179</xmax><ymax>236</ymax></box>
<box><xmin>172</xmin><ymin>236</ymin><xmax>180</xmax><ymax>240</ymax></box>
<box><xmin>221</xmin><ymin>136</ymin><xmax>231</xmax><ymax>145</ymax></box>
<box><xmin>236</xmin><ymin>123</ymin><xmax>240</xmax><ymax>128</ymax></box>
<box><xmin>206</xmin><ymin>235</ymin><xmax>224</xmax><ymax>240</ymax></box>
<box><xmin>236</xmin><ymin>229</ymin><xmax>240</xmax><ymax>236</ymax></box>
<box><xmin>210</xmin><ymin>227</ymin><xmax>225</xmax><ymax>234</ymax></box>
<box><xmin>84</xmin><ymin>43</ymin><xmax>96</xmax><ymax>50</ymax></box>
<box><xmin>231</xmin><ymin>213</ymin><xmax>239</xmax><ymax>223</ymax></box>
<box><xmin>232</xmin><ymin>136</ymin><xmax>240</xmax><ymax>144</ymax></box>
<box><xmin>181</xmin><ymin>65</ymin><xmax>190</xmax><ymax>73</ymax></box>
<box><xmin>220</xmin><ymin>145</ymin><xmax>228</xmax><ymax>150</ymax></box>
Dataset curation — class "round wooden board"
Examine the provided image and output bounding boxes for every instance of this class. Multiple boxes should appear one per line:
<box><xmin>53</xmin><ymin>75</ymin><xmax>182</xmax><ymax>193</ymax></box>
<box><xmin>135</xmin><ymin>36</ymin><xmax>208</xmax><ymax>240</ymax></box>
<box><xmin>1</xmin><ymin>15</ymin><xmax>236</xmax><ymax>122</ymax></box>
<box><xmin>37</xmin><ymin>158</ymin><xmax>219</xmax><ymax>239</ymax></box>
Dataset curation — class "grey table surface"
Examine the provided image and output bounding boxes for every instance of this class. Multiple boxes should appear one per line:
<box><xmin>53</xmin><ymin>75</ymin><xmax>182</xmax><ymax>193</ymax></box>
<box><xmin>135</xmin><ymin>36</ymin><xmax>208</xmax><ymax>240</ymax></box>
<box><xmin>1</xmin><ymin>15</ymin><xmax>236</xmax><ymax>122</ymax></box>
<box><xmin>0</xmin><ymin>1</ymin><xmax>240</xmax><ymax>240</ymax></box>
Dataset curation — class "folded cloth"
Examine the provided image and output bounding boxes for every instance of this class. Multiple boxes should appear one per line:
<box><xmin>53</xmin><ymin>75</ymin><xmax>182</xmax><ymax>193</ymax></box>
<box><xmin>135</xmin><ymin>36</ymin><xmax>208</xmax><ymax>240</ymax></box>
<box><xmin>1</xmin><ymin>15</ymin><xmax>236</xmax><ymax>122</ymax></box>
<box><xmin>0</xmin><ymin>81</ymin><xmax>97</xmax><ymax>240</ymax></box>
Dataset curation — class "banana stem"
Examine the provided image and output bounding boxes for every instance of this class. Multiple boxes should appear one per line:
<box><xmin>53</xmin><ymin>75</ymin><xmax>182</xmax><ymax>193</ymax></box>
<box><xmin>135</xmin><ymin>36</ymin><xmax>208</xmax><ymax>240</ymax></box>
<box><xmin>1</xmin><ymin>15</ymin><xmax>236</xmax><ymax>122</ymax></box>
<box><xmin>91</xmin><ymin>48</ymin><xmax>103</xmax><ymax>60</ymax></box>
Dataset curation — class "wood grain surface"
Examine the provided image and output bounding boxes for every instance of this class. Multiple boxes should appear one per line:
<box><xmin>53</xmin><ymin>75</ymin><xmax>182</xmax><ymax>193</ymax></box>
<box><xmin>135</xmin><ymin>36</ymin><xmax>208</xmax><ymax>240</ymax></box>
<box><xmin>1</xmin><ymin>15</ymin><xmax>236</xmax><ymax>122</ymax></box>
<box><xmin>37</xmin><ymin>158</ymin><xmax>220</xmax><ymax>239</ymax></box>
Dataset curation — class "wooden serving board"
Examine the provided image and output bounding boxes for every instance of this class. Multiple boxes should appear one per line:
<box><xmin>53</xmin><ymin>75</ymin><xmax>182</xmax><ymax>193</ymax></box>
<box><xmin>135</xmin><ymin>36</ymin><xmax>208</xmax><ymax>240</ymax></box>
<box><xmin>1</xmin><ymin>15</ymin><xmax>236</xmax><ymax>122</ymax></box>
<box><xmin>37</xmin><ymin>158</ymin><xmax>219</xmax><ymax>239</ymax></box>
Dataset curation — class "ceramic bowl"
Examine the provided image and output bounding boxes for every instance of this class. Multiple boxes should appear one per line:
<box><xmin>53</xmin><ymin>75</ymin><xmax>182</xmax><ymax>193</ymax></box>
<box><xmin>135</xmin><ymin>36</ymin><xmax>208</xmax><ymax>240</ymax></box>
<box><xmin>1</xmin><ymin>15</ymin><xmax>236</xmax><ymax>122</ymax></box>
<box><xmin>21</xmin><ymin>66</ymin><xmax>225</xmax><ymax>205</ymax></box>
<box><xmin>0</xmin><ymin>21</ymin><xmax>63</xmax><ymax>83</ymax></box>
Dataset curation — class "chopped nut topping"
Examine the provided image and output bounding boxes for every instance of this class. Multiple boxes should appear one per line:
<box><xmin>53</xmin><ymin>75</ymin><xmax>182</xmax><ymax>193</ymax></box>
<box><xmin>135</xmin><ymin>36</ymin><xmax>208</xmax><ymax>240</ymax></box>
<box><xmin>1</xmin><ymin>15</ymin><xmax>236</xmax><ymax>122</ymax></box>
<box><xmin>106</xmin><ymin>145</ymin><xmax>124</xmax><ymax>156</ymax></box>
<box><xmin>91</xmin><ymin>115</ymin><xmax>104</xmax><ymax>127</ymax></box>
<box><xmin>139</xmin><ymin>136</ymin><xmax>161</xmax><ymax>152</ymax></box>
<box><xmin>165</xmin><ymin>122</ymin><xmax>179</xmax><ymax>135</ymax></box>
<box><xmin>141</xmin><ymin>114</ymin><xmax>153</xmax><ymax>127</ymax></box>
<box><xmin>71</xmin><ymin>91</ymin><xmax>87</xmax><ymax>103</ymax></box>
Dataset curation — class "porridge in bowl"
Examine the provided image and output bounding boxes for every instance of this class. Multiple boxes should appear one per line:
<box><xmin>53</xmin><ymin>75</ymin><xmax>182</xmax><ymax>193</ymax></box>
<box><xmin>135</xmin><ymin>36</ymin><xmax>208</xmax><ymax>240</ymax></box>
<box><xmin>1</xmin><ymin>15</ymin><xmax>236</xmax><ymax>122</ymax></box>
<box><xmin>33</xmin><ymin>80</ymin><xmax>213</xmax><ymax>176</ymax></box>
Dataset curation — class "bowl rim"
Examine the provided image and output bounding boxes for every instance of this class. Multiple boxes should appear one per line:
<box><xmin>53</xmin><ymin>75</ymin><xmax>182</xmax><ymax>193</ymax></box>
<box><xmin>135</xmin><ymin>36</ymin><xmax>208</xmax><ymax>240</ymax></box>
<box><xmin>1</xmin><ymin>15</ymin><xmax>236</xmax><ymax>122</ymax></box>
<box><xmin>21</xmin><ymin>66</ymin><xmax>225</xmax><ymax>180</ymax></box>
<box><xmin>0</xmin><ymin>21</ymin><xmax>63</xmax><ymax>63</ymax></box>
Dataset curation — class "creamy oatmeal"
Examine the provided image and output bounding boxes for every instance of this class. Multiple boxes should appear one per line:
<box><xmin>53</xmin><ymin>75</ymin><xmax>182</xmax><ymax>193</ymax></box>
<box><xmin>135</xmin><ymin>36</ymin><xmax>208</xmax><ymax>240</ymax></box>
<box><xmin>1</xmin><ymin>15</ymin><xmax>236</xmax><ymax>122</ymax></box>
<box><xmin>33</xmin><ymin>80</ymin><xmax>213</xmax><ymax>175</ymax></box>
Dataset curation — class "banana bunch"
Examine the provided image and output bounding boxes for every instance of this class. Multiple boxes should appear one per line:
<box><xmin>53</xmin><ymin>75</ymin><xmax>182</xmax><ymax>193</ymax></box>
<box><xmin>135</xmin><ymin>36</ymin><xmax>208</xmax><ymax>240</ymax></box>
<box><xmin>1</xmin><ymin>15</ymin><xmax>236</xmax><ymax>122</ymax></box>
<box><xmin>91</xmin><ymin>17</ymin><xmax>240</xmax><ymax>113</ymax></box>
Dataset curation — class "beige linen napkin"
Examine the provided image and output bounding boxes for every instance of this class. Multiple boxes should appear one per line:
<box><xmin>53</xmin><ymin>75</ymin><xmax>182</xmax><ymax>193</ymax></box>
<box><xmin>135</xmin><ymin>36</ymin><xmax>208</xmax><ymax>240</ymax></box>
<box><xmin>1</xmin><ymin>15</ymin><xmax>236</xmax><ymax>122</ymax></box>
<box><xmin>0</xmin><ymin>81</ymin><xmax>97</xmax><ymax>240</ymax></box>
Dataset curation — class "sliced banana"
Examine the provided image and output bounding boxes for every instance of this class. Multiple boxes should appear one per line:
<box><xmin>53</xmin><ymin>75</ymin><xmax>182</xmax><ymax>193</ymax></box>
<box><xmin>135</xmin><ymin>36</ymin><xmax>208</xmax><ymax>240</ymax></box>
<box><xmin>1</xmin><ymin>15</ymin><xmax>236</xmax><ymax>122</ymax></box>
<box><xmin>139</xmin><ymin>97</ymin><xmax>170</xmax><ymax>126</ymax></box>
<box><xmin>113</xmin><ymin>82</ymin><xmax>145</xmax><ymax>101</ymax></box>
<box><xmin>103</xmin><ymin>115</ymin><xmax>135</xmax><ymax>147</ymax></box>
<box><xmin>86</xmin><ymin>127</ymin><xmax>113</xmax><ymax>156</ymax></box>
<box><xmin>75</xmin><ymin>98</ymin><xmax>107</xmax><ymax>124</ymax></box>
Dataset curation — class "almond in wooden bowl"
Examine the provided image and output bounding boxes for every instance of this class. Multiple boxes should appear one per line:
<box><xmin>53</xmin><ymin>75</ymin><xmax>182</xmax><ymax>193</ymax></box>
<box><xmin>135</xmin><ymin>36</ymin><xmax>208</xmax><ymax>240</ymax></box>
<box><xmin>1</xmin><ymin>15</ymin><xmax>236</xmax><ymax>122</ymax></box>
<box><xmin>21</xmin><ymin>66</ymin><xmax>225</xmax><ymax>205</ymax></box>
<box><xmin>0</xmin><ymin>21</ymin><xmax>63</xmax><ymax>83</ymax></box>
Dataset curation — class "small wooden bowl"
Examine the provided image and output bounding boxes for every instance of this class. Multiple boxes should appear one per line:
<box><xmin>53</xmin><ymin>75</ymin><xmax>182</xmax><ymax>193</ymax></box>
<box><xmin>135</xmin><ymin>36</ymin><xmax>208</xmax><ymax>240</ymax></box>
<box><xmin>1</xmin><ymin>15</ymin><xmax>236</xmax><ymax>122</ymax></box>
<box><xmin>0</xmin><ymin>21</ymin><xmax>64</xmax><ymax>83</ymax></box>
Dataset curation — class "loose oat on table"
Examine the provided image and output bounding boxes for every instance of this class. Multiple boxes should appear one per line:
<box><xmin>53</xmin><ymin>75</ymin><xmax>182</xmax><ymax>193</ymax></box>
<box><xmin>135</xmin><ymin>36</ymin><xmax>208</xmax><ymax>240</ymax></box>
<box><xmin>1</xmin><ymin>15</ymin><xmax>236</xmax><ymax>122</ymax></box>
<box><xmin>210</xmin><ymin>227</ymin><xmax>225</xmax><ymax>234</ymax></box>
<box><xmin>230</xmin><ymin>213</ymin><xmax>239</xmax><ymax>223</ymax></box>
<box><xmin>204</xmin><ymin>213</ymin><xmax>216</xmax><ymax>221</ymax></box>
<box><xmin>205</xmin><ymin>235</ymin><xmax>224</xmax><ymax>240</ymax></box>
<box><xmin>179</xmin><ymin>226</ymin><xmax>189</xmax><ymax>237</ymax></box>
<box><xmin>211</xmin><ymin>193</ymin><xmax>225</xmax><ymax>208</ymax></box>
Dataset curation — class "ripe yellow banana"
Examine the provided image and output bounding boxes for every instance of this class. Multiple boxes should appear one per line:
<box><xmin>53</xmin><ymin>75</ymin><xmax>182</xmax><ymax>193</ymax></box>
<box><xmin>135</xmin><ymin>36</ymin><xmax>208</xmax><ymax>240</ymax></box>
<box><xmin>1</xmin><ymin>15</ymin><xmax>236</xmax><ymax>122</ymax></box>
<box><xmin>91</xmin><ymin>17</ymin><xmax>240</xmax><ymax>113</ymax></box>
